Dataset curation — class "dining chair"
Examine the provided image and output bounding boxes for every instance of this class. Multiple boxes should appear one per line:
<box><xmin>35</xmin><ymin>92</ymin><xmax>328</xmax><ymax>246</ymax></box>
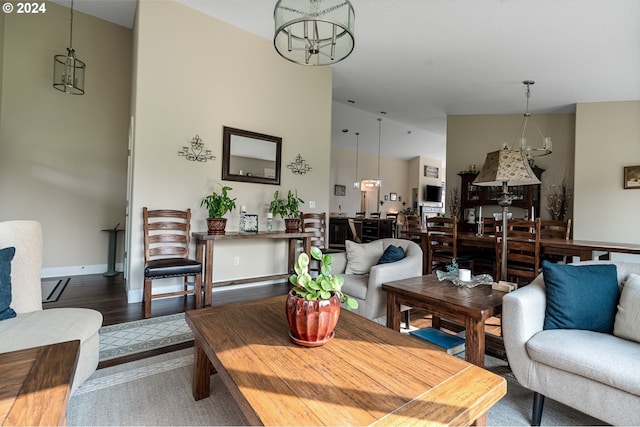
<box><xmin>539</xmin><ymin>218</ymin><xmax>572</xmax><ymax>263</ymax></box>
<box><xmin>300</xmin><ymin>212</ymin><xmax>329</xmax><ymax>250</ymax></box>
<box><xmin>495</xmin><ymin>218</ymin><xmax>541</xmax><ymax>285</ymax></box>
<box><xmin>425</xmin><ymin>217</ymin><xmax>474</xmax><ymax>274</ymax></box>
<box><xmin>143</xmin><ymin>208</ymin><xmax>202</xmax><ymax>319</ymax></box>
<box><xmin>347</xmin><ymin>218</ymin><xmax>361</xmax><ymax>243</ymax></box>
<box><xmin>370</xmin><ymin>212</ymin><xmax>381</xmax><ymax>219</ymax></box>
<box><xmin>355</xmin><ymin>211</ymin><xmax>366</xmax><ymax>219</ymax></box>
<box><xmin>386</xmin><ymin>212</ymin><xmax>399</xmax><ymax>237</ymax></box>
<box><xmin>402</xmin><ymin>214</ymin><xmax>422</xmax><ymax>241</ymax></box>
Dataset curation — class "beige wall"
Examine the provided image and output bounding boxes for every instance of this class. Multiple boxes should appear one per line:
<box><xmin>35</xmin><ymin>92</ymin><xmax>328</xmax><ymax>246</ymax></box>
<box><xmin>446</xmin><ymin>113</ymin><xmax>576</xmax><ymax>219</ymax></box>
<box><xmin>330</xmin><ymin>146</ymin><xmax>409</xmax><ymax>216</ymax></box>
<box><xmin>0</xmin><ymin>3</ymin><xmax>132</xmax><ymax>276</ymax></box>
<box><xmin>574</xmin><ymin>101</ymin><xmax>640</xmax><ymax>251</ymax></box>
<box><xmin>128</xmin><ymin>0</ymin><xmax>332</xmax><ymax>302</ymax></box>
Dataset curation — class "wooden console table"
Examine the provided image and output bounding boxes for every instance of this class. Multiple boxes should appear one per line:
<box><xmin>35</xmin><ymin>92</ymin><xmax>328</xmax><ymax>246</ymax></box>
<box><xmin>192</xmin><ymin>231</ymin><xmax>312</xmax><ymax>306</ymax></box>
<box><xmin>1</xmin><ymin>340</ymin><xmax>79</xmax><ymax>426</ymax></box>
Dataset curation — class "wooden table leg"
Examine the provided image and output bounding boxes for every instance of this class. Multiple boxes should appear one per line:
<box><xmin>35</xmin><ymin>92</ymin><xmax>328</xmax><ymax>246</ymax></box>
<box><xmin>386</xmin><ymin>292</ymin><xmax>401</xmax><ymax>331</ymax></box>
<box><xmin>465</xmin><ymin>318</ymin><xmax>486</xmax><ymax>368</ymax></box>
<box><xmin>204</xmin><ymin>241</ymin><xmax>214</xmax><ymax>306</ymax></box>
<box><xmin>420</xmin><ymin>235</ymin><xmax>428</xmax><ymax>275</ymax></box>
<box><xmin>192</xmin><ymin>340</ymin><xmax>211</xmax><ymax>400</ymax></box>
<box><xmin>472</xmin><ymin>413</ymin><xmax>487</xmax><ymax>426</ymax></box>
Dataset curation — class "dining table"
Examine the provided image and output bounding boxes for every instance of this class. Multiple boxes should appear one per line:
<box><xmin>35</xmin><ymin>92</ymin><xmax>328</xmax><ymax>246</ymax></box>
<box><xmin>408</xmin><ymin>229</ymin><xmax>640</xmax><ymax>275</ymax></box>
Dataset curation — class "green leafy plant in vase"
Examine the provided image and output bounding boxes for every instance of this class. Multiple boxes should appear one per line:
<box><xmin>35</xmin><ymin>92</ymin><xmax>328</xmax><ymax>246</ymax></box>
<box><xmin>286</xmin><ymin>247</ymin><xmax>358</xmax><ymax>346</ymax></box>
<box><xmin>201</xmin><ymin>186</ymin><xmax>236</xmax><ymax>234</ymax></box>
<box><xmin>268</xmin><ymin>190</ymin><xmax>304</xmax><ymax>232</ymax></box>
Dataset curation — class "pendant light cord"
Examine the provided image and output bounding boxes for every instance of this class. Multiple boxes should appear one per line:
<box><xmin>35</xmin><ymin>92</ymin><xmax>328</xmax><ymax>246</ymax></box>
<box><xmin>355</xmin><ymin>132</ymin><xmax>359</xmax><ymax>183</ymax></box>
<box><xmin>377</xmin><ymin>118</ymin><xmax>382</xmax><ymax>179</ymax></box>
<box><xmin>69</xmin><ymin>0</ymin><xmax>74</xmax><ymax>48</ymax></box>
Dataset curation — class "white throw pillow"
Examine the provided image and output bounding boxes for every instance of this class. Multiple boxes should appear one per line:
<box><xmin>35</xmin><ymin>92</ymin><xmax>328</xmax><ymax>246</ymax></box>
<box><xmin>614</xmin><ymin>273</ymin><xmax>640</xmax><ymax>343</ymax></box>
<box><xmin>345</xmin><ymin>240</ymin><xmax>384</xmax><ymax>275</ymax></box>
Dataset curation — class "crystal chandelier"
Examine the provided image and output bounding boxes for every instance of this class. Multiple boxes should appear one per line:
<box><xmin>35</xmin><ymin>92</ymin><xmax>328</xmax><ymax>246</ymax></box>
<box><xmin>53</xmin><ymin>0</ymin><xmax>85</xmax><ymax>95</ymax></box>
<box><xmin>513</xmin><ymin>80</ymin><xmax>552</xmax><ymax>158</ymax></box>
<box><xmin>273</xmin><ymin>0</ymin><xmax>355</xmax><ymax>65</ymax></box>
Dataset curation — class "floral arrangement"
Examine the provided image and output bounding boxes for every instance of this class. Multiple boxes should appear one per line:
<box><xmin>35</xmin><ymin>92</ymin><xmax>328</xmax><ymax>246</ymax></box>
<box><xmin>545</xmin><ymin>178</ymin><xmax>572</xmax><ymax>221</ymax></box>
<box><xmin>447</xmin><ymin>186</ymin><xmax>460</xmax><ymax>219</ymax></box>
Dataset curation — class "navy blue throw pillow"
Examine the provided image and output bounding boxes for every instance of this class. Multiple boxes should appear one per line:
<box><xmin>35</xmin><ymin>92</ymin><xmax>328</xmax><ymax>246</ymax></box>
<box><xmin>542</xmin><ymin>261</ymin><xmax>619</xmax><ymax>333</ymax></box>
<box><xmin>0</xmin><ymin>246</ymin><xmax>17</xmax><ymax>321</ymax></box>
<box><xmin>377</xmin><ymin>245</ymin><xmax>405</xmax><ymax>265</ymax></box>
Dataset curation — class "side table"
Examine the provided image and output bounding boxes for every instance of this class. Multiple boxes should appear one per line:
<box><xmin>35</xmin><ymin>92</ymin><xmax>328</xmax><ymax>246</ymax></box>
<box><xmin>101</xmin><ymin>224</ymin><xmax>124</xmax><ymax>277</ymax></box>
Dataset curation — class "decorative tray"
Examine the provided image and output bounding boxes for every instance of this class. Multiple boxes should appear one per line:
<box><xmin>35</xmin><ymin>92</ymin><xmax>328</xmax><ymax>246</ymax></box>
<box><xmin>436</xmin><ymin>269</ymin><xmax>494</xmax><ymax>288</ymax></box>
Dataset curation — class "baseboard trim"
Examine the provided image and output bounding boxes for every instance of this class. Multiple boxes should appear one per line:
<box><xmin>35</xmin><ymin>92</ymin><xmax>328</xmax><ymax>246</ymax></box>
<box><xmin>42</xmin><ymin>263</ymin><xmax>124</xmax><ymax>279</ymax></box>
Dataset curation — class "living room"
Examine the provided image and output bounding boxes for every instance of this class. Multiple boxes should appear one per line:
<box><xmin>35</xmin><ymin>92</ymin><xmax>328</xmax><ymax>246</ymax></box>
<box><xmin>1</xmin><ymin>0</ymin><xmax>638</xmax><ymax>304</ymax></box>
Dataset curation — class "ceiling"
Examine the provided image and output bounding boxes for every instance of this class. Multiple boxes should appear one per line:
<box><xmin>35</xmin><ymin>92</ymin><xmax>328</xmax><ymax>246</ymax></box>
<box><xmin>54</xmin><ymin>0</ymin><xmax>640</xmax><ymax>160</ymax></box>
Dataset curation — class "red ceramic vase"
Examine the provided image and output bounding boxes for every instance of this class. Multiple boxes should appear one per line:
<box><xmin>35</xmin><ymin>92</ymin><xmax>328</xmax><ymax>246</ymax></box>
<box><xmin>285</xmin><ymin>291</ymin><xmax>341</xmax><ymax>346</ymax></box>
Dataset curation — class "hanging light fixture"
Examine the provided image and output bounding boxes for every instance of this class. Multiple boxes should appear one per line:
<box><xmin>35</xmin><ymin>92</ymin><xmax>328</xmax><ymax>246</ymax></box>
<box><xmin>353</xmin><ymin>132</ymin><xmax>360</xmax><ymax>189</ymax></box>
<box><xmin>273</xmin><ymin>0</ymin><xmax>355</xmax><ymax>66</ymax></box>
<box><xmin>513</xmin><ymin>80</ymin><xmax>552</xmax><ymax>158</ymax></box>
<box><xmin>53</xmin><ymin>0</ymin><xmax>85</xmax><ymax>95</ymax></box>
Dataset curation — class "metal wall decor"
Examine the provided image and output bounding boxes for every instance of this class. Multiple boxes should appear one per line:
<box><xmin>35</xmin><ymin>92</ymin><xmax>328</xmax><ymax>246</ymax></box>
<box><xmin>287</xmin><ymin>154</ymin><xmax>312</xmax><ymax>175</ymax></box>
<box><xmin>178</xmin><ymin>135</ymin><xmax>215</xmax><ymax>162</ymax></box>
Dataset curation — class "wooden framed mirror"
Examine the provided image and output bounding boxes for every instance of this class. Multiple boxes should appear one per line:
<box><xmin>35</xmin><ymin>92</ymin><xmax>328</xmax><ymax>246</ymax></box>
<box><xmin>222</xmin><ymin>126</ymin><xmax>282</xmax><ymax>185</ymax></box>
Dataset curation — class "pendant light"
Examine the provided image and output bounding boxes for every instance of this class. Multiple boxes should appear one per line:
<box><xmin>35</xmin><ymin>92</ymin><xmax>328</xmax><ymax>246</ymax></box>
<box><xmin>513</xmin><ymin>80</ymin><xmax>552</xmax><ymax>157</ymax></box>
<box><xmin>273</xmin><ymin>0</ymin><xmax>355</xmax><ymax>66</ymax></box>
<box><xmin>53</xmin><ymin>0</ymin><xmax>85</xmax><ymax>95</ymax></box>
<box><xmin>353</xmin><ymin>132</ymin><xmax>360</xmax><ymax>189</ymax></box>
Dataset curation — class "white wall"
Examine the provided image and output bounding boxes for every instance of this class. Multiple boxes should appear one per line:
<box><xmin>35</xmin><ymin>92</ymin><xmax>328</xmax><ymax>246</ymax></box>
<box><xmin>128</xmin><ymin>0</ymin><xmax>333</xmax><ymax>302</ymax></box>
<box><xmin>574</xmin><ymin>101</ymin><xmax>640</xmax><ymax>254</ymax></box>
<box><xmin>0</xmin><ymin>3</ymin><xmax>131</xmax><ymax>276</ymax></box>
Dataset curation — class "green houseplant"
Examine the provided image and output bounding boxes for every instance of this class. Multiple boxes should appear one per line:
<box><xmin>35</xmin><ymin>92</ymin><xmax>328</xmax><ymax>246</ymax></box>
<box><xmin>269</xmin><ymin>190</ymin><xmax>304</xmax><ymax>232</ymax></box>
<box><xmin>286</xmin><ymin>247</ymin><xmax>358</xmax><ymax>346</ymax></box>
<box><xmin>201</xmin><ymin>186</ymin><xmax>236</xmax><ymax>234</ymax></box>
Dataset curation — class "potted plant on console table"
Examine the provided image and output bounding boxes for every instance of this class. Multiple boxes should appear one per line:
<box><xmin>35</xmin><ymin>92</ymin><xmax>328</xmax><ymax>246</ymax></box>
<box><xmin>268</xmin><ymin>189</ymin><xmax>304</xmax><ymax>232</ymax></box>
<box><xmin>201</xmin><ymin>186</ymin><xmax>236</xmax><ymax>234</ymax></box>
<box><xmin>287</xmin><ymin>247</ymin><xmax>358</xmax><ymax>346</ymax></box>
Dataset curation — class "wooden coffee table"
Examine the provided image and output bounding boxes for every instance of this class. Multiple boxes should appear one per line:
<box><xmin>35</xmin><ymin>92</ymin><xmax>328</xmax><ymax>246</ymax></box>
<box><xmin>0</xmin><ymin>340</ymin><xmax>79</xmax><ymax>426</ymax></box>
<box><xmin>186</xmin><ymin>295</ymin><xmax>505</xmax><ymax>426</ymax></box>
<box><xmin>382</xmin><ymin>275</ymin><xmax>506</xmax><ymax>368</ymax></box>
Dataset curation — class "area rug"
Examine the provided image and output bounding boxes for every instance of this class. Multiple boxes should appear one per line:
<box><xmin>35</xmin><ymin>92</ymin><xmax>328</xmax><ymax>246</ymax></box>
<box><xmin>99</xmin><ymin>313</ymin><xmax>193</xmax><ymax>362</ymax></box>
<box><xmin>69</xmin><ymin>348</ymin><xmax>605</xmax><ymax>426</ymax></box>
<box><xmin>41</xmin><ymin>277</ymin><xmax>70</xmax><ymax>303</ymax></box>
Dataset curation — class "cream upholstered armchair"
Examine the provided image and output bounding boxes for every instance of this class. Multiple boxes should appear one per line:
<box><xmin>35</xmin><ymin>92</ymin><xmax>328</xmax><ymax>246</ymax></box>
<box><xmin>329</xmin><ymin>238</ymin><xmax>422</xmax><ymax>320</ymax></box>
<box><xmin>0</xmin><ymin>220</ymin><xmax>103</xmax><ymax>393</ymax></box>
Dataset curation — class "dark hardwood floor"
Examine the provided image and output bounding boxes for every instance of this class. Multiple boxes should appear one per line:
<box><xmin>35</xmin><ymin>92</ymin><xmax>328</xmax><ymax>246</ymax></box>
<box><xmin>43</xmin><ymin>273</ymin><xmax>291</xmax><ymax>326</ymax></box>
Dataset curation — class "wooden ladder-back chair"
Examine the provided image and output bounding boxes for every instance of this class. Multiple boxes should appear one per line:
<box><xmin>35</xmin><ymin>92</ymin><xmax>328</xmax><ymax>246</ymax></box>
<box><xmin>425</xmin><ymin>217</ymin><xmax>474</xmax><ymax>274</ymax></box>
<box><xmin>495</xmin><ymin>218</ymin><xmax>541</xmax><ymax>285</ymax></box>
<box><xmin>143</xmin><ymin>208</ymin><xmax>202</xmax><ymax>319</ymax></box>
<box><xmin>300</xmin><ymin>212</ymin><xmax>328</xmax><ymax>250</ymax></box>
<box><xmin>539</xmin><ymin>218</ymin><xmax>572</xmax><ymax>263</ymax></box>
<box><xmin>347</xmin><ymin>218</ymin><xmax>361</xmax><ymax>243</ymax></box>
<box><xmin>370</xmin><ymin>212</ymin><xmax>381</xmax><ymax>219</ymax></box>
<box><xmin>386</xmin><ymin>212</ymin><xmax>399</xmax><ymax>237</ymax></box>
<box><xmin>403</xmin><ymin>215</ymin><xmax>422</xmax><ymax>241</ymax></box>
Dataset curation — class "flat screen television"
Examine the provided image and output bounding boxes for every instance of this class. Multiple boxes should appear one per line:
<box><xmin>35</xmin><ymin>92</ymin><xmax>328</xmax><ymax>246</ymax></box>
<box><xmin>424</xmin><ymin>185</ymin><xmax>443</xmax><ymax>202</ymax></box>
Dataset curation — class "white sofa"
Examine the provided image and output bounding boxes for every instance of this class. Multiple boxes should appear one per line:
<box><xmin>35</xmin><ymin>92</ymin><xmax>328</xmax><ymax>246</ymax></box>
<box><xmin>503</xmin><ymin>260</ymin><xmax>640</xmax><ymax>426</ymax></box>
<box><xmin>330</xmin><ymin>238</ymin><xmax>422</xmax><ymax>320</ymax></box>
<box><xmin>0</xmin><ymin>220</ymin><xmax>103</xmax><ymax>393</ymax></box>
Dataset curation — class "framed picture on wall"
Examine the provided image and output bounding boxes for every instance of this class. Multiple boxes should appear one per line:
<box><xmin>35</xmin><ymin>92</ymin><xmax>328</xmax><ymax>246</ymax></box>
<box><xmin>624</xmin><ymin>165</ymin><xmax>640</xmax><ymax>189</ymax></box>
<box><xmin>424</xmin><ymin>165</ymin><xmax>439</xmax><ymax>178</ymax></box>
<box><xmin>389</xmin><ymin>192</ymin><xmax>398</xmax><ymax>201</ymax></box>
<box><xmin>334</xmin><ymin>184</ymin><xmax>346</xmax><ymax>196</ymax></box>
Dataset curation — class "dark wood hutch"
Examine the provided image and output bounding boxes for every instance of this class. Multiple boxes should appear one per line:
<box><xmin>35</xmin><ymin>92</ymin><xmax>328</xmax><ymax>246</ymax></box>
<box><xmin>458</xmin><ymin>165</ymin><xmax>544</xmax><ymax>221</ymax></box>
